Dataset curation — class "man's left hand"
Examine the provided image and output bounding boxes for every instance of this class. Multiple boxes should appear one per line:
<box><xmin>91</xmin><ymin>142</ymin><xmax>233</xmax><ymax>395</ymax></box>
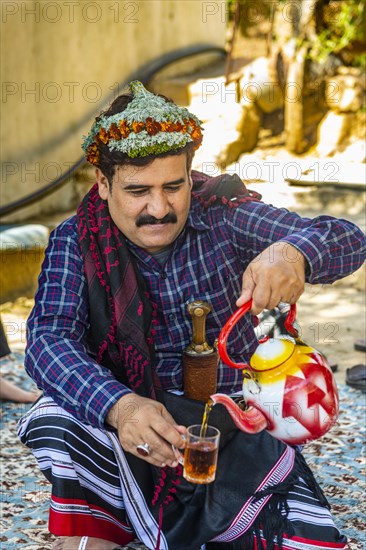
<box><xmin>236</xmin><ymin>242</ymin><xmax>306</xmax><ymax>315</ymax></box>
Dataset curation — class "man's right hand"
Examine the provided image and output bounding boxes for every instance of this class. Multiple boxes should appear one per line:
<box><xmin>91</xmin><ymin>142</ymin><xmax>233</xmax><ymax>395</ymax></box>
<box><xmin>106</xmin><ymin>393</ymin><xmax>186</xmax><ymax>468</ymax></box>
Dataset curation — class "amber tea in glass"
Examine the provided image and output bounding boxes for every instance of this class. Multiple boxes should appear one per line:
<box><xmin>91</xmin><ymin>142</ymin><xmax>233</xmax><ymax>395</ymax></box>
<box><xmin>183</xmin><ymin>424</ymin><xmax>220</xmax><ymax>484</ymax></box>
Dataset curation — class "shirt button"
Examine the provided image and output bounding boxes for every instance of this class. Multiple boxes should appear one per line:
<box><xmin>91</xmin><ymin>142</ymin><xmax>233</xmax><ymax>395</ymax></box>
<box><xmin>161</xmin><ymin>272</ymin><xmax>167</xmax><ymax>279</ymax></box>
<box><xmin>169</xmin><ymin>313</ymin><xmax>176</xmax><ymax>321</ymax></box>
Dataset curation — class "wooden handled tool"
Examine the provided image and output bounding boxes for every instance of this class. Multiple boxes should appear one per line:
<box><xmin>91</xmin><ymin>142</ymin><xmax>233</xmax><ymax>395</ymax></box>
<box><xmin>183</xmin><ymin>301</ymin><xmax>218</xmax><ymax>402</ymax></box>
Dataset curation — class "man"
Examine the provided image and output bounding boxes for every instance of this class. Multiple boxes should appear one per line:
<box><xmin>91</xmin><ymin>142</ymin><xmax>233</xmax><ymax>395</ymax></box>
<box><xmin>19</xmin><ymin>81</ymin><xmax>365</xmax><ymax>550</ymax></box>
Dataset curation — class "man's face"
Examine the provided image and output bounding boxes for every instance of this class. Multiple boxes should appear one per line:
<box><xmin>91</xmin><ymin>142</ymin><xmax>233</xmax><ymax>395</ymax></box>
<box><xmin>96</xmin><ymin>154</ymin><xmax>192</xmax><ymax>253</ymax></box>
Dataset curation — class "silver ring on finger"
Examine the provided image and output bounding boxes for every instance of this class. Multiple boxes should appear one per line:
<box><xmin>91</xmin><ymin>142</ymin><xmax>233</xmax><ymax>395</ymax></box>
<box><xmin>136</xmin><ymin>442</ymin><xmax>151</xmax><ymax>457</ymax></box>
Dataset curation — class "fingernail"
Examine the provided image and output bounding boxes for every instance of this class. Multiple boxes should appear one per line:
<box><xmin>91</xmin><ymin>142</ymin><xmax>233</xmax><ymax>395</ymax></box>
<box><xmin>171</xmin><ymin>460</ymin><xmax>178</xmax><ymax>468</ymax></box>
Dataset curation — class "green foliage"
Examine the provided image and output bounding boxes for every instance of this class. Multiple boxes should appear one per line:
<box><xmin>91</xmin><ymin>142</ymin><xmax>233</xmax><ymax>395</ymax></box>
<box><xmin>353</xmin><ymin>53</ymin><xmax>366</xmax><ymax>68</ymax></box>
<box><xmin>310</xmin><ymin>0</ymin><xmax>366</xmax><ymax>67</ymax></box>
<box><xmin>227</xmin><ymin>1</ymin><xmax>366</xmax><ymax>67</ymax></box>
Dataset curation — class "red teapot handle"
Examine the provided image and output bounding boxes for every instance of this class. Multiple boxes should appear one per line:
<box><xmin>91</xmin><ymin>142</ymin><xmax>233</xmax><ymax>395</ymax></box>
<box><xmin>217</xmin><ymin>300</ymin><xmax>297</xmax><ymax>370</ymax></box>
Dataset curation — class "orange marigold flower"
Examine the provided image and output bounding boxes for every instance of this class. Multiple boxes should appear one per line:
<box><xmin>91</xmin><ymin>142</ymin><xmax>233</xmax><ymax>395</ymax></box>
<box><xmin>118</xmin><ymin>120</ymin><xmax>130</xmax><ymax>138</ymax></box>
<box><xmin>86</xmin><ymin>144</ymin><xmax>100</xmax><ymax>165</ymax></box>
<box><xmin>193</xmin><ymin>132</ymin><xmax>203</xmax><ymax>148</ymax></box>
<box><xmin>182</xmin><ymin>119</ymin><xmax>190</xmax><ymax>134</ymax></box>
<box><xmin>109</xmin><ymin>123</ymin><xmax>121</xmax><ymax>140</ymax></box>
<box><xmin>88</xmin><ymin>143</ymin><xmax>98</xmax><ymax>155</ymax></box>
<box><xmin>90</xmin><ymin>155</ymin><xmax>99</xmax><ymax>165</ymax></box>
<box><xmin>146</xmin><ymin>118</ymin><xmax>161</xmax><ymax>136</ymax></box>
<box><xmin>132</xmin><ymin>121</ymin><xmax>144</xmax><ymax>133</ymax></box>
<box><xmin>165</xmin><ymin>122</ymin><xmax>175</xmax><ymax>133</ymax></box>
<box><xmin>173</xmin><ymin>122</ymin><xmax>183</xmax><ymax>132</ymax></box>
<box><xmin>99</xmin><ymin>128</ymin><xmax>109</xmax><ymax>144</ymax></box>
<box><xmin>191</xmin><ymin>127</ymin><xmax>202</xmax><ymax>141</ymax></box>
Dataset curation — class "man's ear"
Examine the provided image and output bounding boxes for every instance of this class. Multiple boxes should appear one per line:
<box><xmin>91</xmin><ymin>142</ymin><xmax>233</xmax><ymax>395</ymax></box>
<box><xmin>188</xmin><ymin>171</ymin><xmax>193</xmax><ymax>190</ymax></box>
<box><xmin>96</xmin><ymin>168</ymin><xmax>109</xmax><ymax>200</ymax></box>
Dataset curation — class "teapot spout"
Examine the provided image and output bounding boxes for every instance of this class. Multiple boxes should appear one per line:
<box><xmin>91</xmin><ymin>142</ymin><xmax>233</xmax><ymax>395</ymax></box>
<box><xmin>210</xmin><ymin>393</ymin><xmax>268</xmax><ymax>434</ymax></box>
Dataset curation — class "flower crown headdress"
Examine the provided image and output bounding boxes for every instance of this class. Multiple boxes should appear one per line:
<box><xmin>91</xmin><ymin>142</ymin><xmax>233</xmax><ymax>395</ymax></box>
<box><xmin>82</xmin><ymin>81</ymin><xmax>203</xmax><ymax>166</ymax></box>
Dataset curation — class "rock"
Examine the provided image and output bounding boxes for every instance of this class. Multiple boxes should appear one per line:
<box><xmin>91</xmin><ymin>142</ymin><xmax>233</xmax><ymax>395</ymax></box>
<box><xmin>335</xmin><ymin>140</ymin><xmax>366</xmax><ymax>164</ymax></box>
<box><xmin>337</xmin><ymin>66</ymin><xmax>365</xmax><ymax>78</ymax></box>
<box><xmin>316</xmin><ymin>111</ymin><xmax>358</xmax><ymax>157</ymax></box>
<box><xmin>238</xmin><ymin>57</ymin><xmax>283</xmax><ymax>114</ymax></box>
<box><xmin>325</xmin><ymin>75</ymin><xmax>363</xmax><ymax>113</ymax></box>
<box><xmin>218</xmin><ymin>100</ymin><xmax>261</xmax><ymax>166</ymax></box>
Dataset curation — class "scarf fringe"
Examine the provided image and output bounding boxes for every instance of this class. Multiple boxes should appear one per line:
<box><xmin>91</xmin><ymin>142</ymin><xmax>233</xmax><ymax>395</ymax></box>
<box><xmin>253</xmin><ymin>450</ymin><xmax>329</xmax><ymax>508</ymax></box>
<box><xmin>207</xmin><ymin>450</ymin><xmax>328</xmax><ymax>550</ymax></box>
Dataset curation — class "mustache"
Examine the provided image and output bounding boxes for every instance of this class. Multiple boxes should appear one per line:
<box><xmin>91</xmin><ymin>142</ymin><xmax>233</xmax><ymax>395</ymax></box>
<box><xmin>136</xmin><ymin>212</ymin><xmax>178</xmax><ymax>227</ymax></box>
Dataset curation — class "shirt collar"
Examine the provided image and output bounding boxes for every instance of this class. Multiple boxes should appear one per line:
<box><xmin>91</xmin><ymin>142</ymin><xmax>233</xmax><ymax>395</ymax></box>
<box><xmin>186</xmin><ymin>198</ymin><xmax>211</xmax><ymax>231</ymax></box>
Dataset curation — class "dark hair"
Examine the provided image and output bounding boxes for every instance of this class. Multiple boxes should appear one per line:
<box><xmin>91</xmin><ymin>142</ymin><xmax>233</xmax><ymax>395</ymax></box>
<box><xmin>95</xmin><ymin>93</ymin><xmax>195</xmax><ymax>188</ymax></box>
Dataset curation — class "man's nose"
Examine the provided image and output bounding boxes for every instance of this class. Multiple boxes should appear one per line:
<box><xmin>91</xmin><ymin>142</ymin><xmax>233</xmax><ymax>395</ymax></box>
<box><xmin>146</xmin><ymin>192</ymin><xmax>170</xmax><ymax>219</ymax></box>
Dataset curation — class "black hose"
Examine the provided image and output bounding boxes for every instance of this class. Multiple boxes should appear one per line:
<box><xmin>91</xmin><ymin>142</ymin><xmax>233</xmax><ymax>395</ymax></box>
<box><xmin>0</xmin><ymin>44</ymin><xmax>226</xmax><ymax>218</ymax></box>
<box><xmin>0</xmin><ymin>158</ymin><xmax>86</xmax><ymax>218</ymax></box>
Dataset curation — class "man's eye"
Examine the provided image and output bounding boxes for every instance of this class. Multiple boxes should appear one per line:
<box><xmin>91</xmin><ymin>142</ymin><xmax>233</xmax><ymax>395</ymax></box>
<box><xmin>129</xmin><ymin>189</ymin><xmax>148</xmax><ymax>196</ymax></box>
<box><xmin>165</xmin><ymin>185</ymin><xmax>181</xmax><ymax>192</ymax></box>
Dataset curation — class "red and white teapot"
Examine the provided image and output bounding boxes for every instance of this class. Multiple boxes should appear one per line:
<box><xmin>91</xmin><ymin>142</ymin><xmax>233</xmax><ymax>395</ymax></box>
<box><xmin>211</xmin><ymin>300</ymin><xmax>339</xmax><ymax>445</ymax></box>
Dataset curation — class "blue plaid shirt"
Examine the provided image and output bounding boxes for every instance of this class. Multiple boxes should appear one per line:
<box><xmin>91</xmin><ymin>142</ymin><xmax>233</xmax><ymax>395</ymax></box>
<box><xmin>25</xmin><ymin>196</ymin><xmax>366</xmax><ymax>428</ymax></box>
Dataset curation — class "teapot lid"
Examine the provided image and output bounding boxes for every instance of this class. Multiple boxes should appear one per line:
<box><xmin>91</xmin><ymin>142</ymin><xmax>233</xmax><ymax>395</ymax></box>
<box><xmin>250</xmin><ymin>338</ymin><xmax>295</xmax><ymax>371</ymax></box>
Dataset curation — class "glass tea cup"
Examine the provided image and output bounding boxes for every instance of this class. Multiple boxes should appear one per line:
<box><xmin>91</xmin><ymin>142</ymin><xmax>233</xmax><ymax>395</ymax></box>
<box><xmin>182</xmin><ymin>424</ymin><xmax>220</xmax><ymax>484</ymax></box>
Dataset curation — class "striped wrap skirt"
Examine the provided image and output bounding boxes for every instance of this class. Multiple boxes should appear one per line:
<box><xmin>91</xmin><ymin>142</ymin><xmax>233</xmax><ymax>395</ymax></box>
<box><xmin>18</xmin><ymin>396</ymin><xmax>348</xmax><ymax>550</ymax></box>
